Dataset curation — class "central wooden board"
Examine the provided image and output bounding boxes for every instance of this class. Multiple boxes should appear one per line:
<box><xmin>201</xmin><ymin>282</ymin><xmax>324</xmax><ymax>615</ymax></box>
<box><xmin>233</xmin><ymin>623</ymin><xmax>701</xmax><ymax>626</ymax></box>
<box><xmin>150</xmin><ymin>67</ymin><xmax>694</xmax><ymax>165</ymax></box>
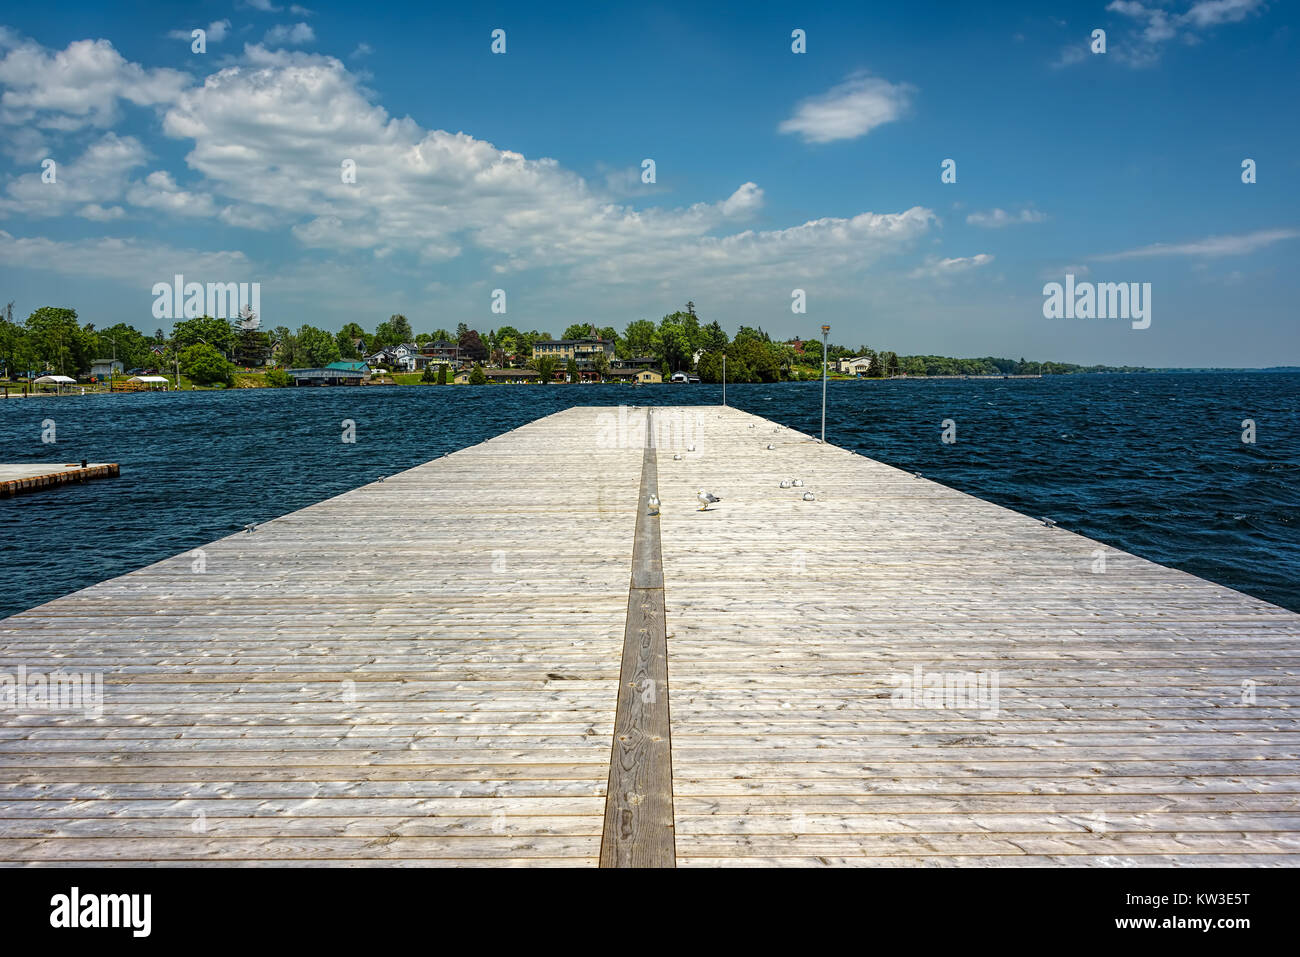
<box><xmin>600</xmin><ymin>411</ymin><xmax>676</xmax><ymax>867</ymax></box>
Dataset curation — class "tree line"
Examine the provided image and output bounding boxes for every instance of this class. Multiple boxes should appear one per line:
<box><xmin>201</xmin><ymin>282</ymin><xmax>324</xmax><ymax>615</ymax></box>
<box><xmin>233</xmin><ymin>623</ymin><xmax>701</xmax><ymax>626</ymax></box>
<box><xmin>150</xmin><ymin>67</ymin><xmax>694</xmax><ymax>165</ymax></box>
<box><xmin>0</xmin><ymin>303</ymin><xmax>1153</xmax><ymax>388</ymax></box>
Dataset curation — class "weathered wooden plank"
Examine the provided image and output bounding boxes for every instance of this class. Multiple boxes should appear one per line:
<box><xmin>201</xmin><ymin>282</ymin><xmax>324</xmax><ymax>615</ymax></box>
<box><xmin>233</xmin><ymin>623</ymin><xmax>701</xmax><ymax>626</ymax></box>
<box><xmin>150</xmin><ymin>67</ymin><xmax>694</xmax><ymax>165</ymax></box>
<box><xmin>600</xmin><ymin>414</ymin><xmax>675</xmax><ymax>867</ymax></box>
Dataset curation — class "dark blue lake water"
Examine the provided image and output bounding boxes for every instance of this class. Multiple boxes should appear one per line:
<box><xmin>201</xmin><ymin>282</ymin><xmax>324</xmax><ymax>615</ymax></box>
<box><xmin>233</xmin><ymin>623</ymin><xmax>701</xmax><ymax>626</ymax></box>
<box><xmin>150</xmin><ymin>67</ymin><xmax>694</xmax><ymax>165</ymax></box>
<box><xmin>1</xmin><ymin>372</ymin><xmax>1297</xmax><ymax>617</ymax></box>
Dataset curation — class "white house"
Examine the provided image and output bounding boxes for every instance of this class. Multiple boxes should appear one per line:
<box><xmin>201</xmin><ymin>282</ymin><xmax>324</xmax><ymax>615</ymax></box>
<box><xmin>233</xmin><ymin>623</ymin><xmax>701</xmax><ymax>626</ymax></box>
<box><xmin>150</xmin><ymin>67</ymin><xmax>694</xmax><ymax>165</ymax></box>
<box><xmin>364</xmin><ymin>342</ymin><xmax>422</xmax><ymax>372</ymax></box>
<box><xmin>838</xmin><ymin>356</ymin><xmax>872</xmax><ymax>376</ymax></box>
<box><xmin>89</xmin><ymin>358</ymin><xmax>124</xmax><ymax>378</ymax></box>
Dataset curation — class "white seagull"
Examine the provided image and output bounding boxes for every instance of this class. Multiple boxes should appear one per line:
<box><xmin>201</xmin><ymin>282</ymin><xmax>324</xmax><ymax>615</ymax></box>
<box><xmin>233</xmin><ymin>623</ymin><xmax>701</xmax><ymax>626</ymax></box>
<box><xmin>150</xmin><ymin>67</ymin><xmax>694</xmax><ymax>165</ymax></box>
<box><xmin>779</xmin><ymin>479</ymin><xmax>792</xmax><ymax>489</ymax></box>
<box><xmin>647</xmin><ymin>494</ymin><xmax>660</xmax><ymax>515</ymax></box>
<box><xmin>697</xmin><ymin>489</ymin><xmax>721</xmax><ymax>511</ymax></box>
<box><xmin>792</xmin><ymin>478</ymin><xmax>804</xmax><ymax>487</ymax></box>
<box><xmin>802</xmin><ymin>491</ymin><xmax>816</xmax><ymax>501</ymax></box>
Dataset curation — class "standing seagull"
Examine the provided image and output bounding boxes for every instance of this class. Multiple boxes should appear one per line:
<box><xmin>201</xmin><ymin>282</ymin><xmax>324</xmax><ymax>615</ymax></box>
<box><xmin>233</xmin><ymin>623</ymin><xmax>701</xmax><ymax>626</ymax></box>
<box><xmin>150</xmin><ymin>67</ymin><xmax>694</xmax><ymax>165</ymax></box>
<box><xmin>697</xmin><ymin>489</ymin><xmax>721</xmax><ymax>511</ymax></box>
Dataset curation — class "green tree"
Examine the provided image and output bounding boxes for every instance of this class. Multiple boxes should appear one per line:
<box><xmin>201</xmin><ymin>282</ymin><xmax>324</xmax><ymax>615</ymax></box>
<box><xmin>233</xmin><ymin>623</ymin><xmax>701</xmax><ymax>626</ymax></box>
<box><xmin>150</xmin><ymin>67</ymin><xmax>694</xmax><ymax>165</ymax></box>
<box><xmin>592</xmin><ymin>349</ymin><xmax>609</xmax><ymax>381</ymax></box>
<box><xmin>337</xmin><ymin>322</ymin><xmax>367</xmax><ymax>359</ymax></box>
<box><xmin>421</xmin><ymin>363</ymin><xmax>438</xmax><ymax>383</ymax></box>
<box><xmin>25</xmin><ymin>307</ymin><xmax>92</xmax><ymax>375</ymax></box>
<box><xmin>696</xmin><ymin>350</ymin><xmax>724</xmax><ymax>384</ymax></box>
<box><xmin>699</xmin><ymin>320</ymin><xmax>729</xmax><ymax>352</ymax></box>
<box><xmin>232</xmin><ymin>327</ymin><xmax>271</xmax><ymax>368</ymax></box>
<box><xmin>562</xmin><ymin>323</ymin><xmax>594</xmax><ymax>340</ymax></box>
<box><xmin>566</xmin><ymin>357</ymin><xmax>579</xmax><ymax>383</ymax></box>
<box><xmin>623</xmin><ymin>319</ymin><xmax>656</xmax><ymax>358</ymax></box>
<box><xmin>171</xmin><ymin>316</ymin><xmax>235</xmax><ymax>356</ymax></box>
<box><xmin>180</xmin><ymin>343</ymin><xmax>234</xmax><ymax>386</ymax></box>
<box><xmin>94</xmin><ymin>322</ymin><xmax>151</xmax><ymax>371</ymax></box>
<box><xmin>468</xmin><ymin>363</ymin><xmax>487</xmax><ymax>385</ymax></box>
<box><xmin>265</xmin><ymin>368</ymin><xmax>292</xmax><ymax>388</ymax></box>
<box><xmin>655</xmin><ymin>318</ymin><xmax>693</xmax><ymax>372</ymax></box>
<box><xmin>0</xmin><ymin>310</ymin><xmax>38</xmax><ymax>379</ymax></box>
<box><xmin>532</xmin><ymin>354</ymin><xmax>557</xmax><ymax>384</ymax></box>
<box><xmin>437</xmin><ymin>363</ymin><xmax>449</xmax><ymax>385</ymax></box>
<box><xmin>371</xmin><ymin>319</ymin><xmax>400</xmax><ymax>348</ymax></box>
<box><xmin>291</xmin><ymin>325</ymin><xmax>342</xmax><ymax>368</ymax></box>
<box><xmin>388</xmin><ymin>314</ymin><xmax>413</xmax><ymax>343</ymax></box>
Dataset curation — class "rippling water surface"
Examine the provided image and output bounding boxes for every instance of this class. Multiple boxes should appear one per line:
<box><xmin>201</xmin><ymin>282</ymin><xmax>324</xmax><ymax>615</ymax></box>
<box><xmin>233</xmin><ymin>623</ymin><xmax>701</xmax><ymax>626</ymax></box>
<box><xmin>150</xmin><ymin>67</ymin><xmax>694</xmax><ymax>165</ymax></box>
<box><xmin>1</xmin><ymin>372</ymin><xmax>1296</xmax><ymax>617</ymax></box>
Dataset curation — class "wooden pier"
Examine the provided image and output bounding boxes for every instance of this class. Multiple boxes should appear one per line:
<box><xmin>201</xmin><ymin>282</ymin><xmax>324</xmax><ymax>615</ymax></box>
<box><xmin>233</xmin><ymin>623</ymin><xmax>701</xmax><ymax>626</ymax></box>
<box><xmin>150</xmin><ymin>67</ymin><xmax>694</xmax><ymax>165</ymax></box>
<box><xmin>0</xmin><ymin>406</ymin><xmax>1297</xmax><ymax>866</ymax></box>
<box><xmin>0</xmin><ymin>463</ymin><xmax>120</xmax><ymax>498</ymax></box>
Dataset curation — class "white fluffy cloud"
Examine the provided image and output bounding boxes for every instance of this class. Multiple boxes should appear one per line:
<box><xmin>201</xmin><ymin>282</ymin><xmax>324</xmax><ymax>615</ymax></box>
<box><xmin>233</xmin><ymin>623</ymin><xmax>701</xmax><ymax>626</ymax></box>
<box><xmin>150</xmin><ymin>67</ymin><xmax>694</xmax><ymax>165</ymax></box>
<box><xmin>264</xmin><ymin>23</ymin><xmax>315</xmax><ymax>46</ymax></box>
<box><xmin>126</xmin><ymin>170</ymin><xmax>217</xmax><ymax>217</ymax></box>
<box><xmin>0</xmin><ymin>229</ymin><xmax>251</xmax><ymax>282</ymax></box>
<box><xmin>151</xmin><ymin>46</ymin><xmax>932</xmax><ymax>284</ymax></box>
<box><xmin>908</xmin><ymin>253</ymin><xmax>995</xmax><ymax>279</ymax></box>
<box><xmin>1067</xmin><ymin>0</ymin><xmax>1270</xmax><ymax>67</ymax></box>
<box><xmin>0</xmin><ymin>132</ymin><xmax>146</xmax><ymax>218</ymax></box>
<box><xmin>966</xmin><ymin>207</ymin><xmax>1046</xmax><ymax>228</ymax></box>
<box><xmin>778</xmin><ymin>73</ymin><xmax>914</xmax><ymax>144</ymax></box>
<box><xmin>0</xmin><ymin>38</ymin><xmax>941</xmax><ymax>317</ymax></box>
<box><xmin>0</xmin><ymin>38</ymin><xmax>188</xmax><ymax>129</ymax></box>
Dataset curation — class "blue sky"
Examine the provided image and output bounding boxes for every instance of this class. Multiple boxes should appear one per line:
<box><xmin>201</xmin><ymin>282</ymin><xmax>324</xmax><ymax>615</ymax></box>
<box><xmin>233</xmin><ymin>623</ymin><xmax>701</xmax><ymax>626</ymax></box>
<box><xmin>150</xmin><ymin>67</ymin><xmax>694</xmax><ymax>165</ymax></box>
<box><xmin>0</xmin><ymin>0</ymin><xmax>1296</xmax><ymax>365</ymax></box>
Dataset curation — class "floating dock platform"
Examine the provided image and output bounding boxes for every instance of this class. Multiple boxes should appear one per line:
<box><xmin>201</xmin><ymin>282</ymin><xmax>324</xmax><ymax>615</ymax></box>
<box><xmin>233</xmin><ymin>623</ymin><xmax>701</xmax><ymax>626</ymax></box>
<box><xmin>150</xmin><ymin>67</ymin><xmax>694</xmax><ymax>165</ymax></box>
<box><xmin>0</xmin><ymin>463</ymin><xmax>120</xmax><ymax>498</ymax></box>
<box><xmin>0</xmin><ymin>407</ymin><xmax>1296</xmax><ymax>866</ymax></box>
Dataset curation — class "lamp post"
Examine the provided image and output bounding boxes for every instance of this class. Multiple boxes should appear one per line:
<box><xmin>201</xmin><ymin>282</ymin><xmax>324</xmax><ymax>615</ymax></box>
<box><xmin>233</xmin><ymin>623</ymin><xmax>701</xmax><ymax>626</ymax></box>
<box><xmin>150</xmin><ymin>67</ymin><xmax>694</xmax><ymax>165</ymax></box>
<box><xmin>722</xmin><ymin>351</ymin><xmax>726</xmax><ymax>407</ymax></box>
<box><xmin>820</xmin><ymin>324</ymin><xmax>830</xmax><ymax>443</ymax></box>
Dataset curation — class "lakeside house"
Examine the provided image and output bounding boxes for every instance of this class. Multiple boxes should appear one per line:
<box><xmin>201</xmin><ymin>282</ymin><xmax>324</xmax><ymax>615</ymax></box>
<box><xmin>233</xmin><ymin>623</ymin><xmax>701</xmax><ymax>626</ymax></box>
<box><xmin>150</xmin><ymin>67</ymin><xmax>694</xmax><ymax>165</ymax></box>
<box><xmin>837</xmin><ymin>356</ymin><xmax>872</xmax><ymax>376</ymax></box>
<box><xmin>89</xmin><ymin>358</ymin><xmax>124</xmax><ymax>378</ymax></box>
<box><xmin>421</xmin><ymin>340</ymin><xmax>461</xmax><ymax>363</ymax></box>
<box><xmin>608</xmin><ymin>368</ymin><xmax>663</xmax><ymax>384</ymax></box>
<box><xmin>532</xmin><ymin>336</ymin><xmax>616</xmax><ymax>382</ymax></box>
<box><xmin>365</xmin><ymin>342</ymin><xmax>428</xmax><ymax>372</ymax></box>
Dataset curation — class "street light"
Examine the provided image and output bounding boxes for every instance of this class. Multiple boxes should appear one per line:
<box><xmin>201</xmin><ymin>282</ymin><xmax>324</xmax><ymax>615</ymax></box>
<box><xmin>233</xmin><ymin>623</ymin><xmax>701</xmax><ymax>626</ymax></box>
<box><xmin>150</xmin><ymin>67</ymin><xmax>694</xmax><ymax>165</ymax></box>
<box><xmin>821</xmin><ymin>324</ymin><xmax>830</xmax><ymax>443</ymax></box>
<box><xmin>722</xmin><ymin>351</ymin><xmax>726</xmax><ymax>407</ymax></box>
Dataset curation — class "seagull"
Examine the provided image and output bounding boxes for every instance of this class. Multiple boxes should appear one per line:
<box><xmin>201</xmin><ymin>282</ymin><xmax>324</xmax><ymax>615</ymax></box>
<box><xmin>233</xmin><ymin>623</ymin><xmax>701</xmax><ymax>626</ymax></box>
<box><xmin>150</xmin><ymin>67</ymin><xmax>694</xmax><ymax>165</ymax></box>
<box><xmin>792</xmin><ymin>478</ymin><xmax>804</xmax><ymax>488</ymax></box>
<box><xmin>912</xmin><ymin>471</ymin><xmax>922</xmax><ymax>479</ymax></box>
<box><xmin>802</xmin><ymin>491</ymin><xmax>816</xmax><ymax>501</ymax></box>
<box><xmin>647</xmin><ymin>494</ymin><xmax>660</xmax><ymax>515</ymax></box>
<box><xmin>243</xmin><ymin>523</ymin><xmax>257</xmax><ymax>534</ymax></box>
<box><xmin>697</xmin><ymin>489</ymin><xmax>721</xmax><ymax>511</ymax></box>
<box><xmin>673</xmin><ymin>453</ymin><xmax>682</xmax><ymax>460</ymax></box>
<box><xmin>687</xmin><ymin>444</ymin><xmax>696</xmax><ymax>452</ymax></box>
<box><xmin>779</xmin><ymin>479</ymin><xmax>792</xmax><ymax>489</ymax></box>
<box><xmin>766</xmin><ymin>443</ymin><xmax>775</xmax><ymax>450</ymax></box>
<box><xmin>1040</xmin><ymin>517</ymin><xmax>1058</xmax><ymax>528</ymax></box>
